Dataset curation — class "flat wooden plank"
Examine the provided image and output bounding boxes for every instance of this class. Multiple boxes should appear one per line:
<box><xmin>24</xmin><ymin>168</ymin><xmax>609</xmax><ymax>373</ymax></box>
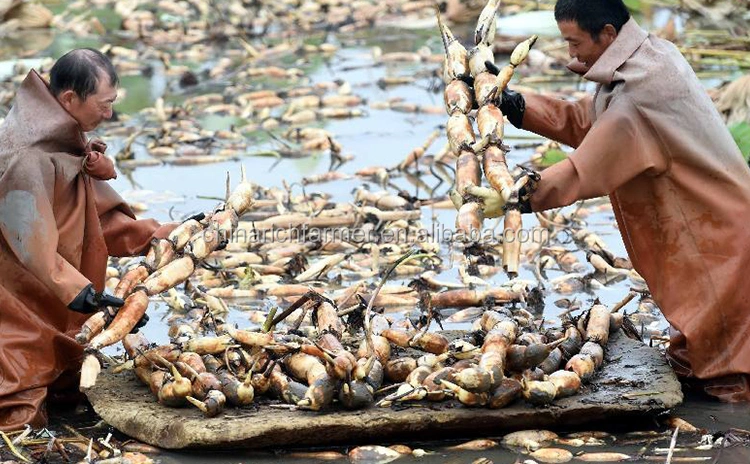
<box><xmin>86</xmin><ymin>332</ymin><xmax>683</xmax><ymax>449</ymax></box>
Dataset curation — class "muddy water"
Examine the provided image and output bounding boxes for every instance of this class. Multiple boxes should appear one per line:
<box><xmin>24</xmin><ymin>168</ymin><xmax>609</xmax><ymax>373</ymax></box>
<box><xmin>3</xmin><ymin>6</ymin><xmax>749</xmax><ymax>463</ymax></box>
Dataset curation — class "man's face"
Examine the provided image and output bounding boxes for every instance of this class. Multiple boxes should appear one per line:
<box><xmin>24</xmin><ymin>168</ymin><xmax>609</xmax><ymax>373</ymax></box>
<box><xmin>558</xmin><ymin>20</ymin><xmax>616</xmax><ymax>69</ymax></box>
<box><xmin>58</xmin><ymin>72</ymin><xmax>117</xmax><ymax>132</ymax></box>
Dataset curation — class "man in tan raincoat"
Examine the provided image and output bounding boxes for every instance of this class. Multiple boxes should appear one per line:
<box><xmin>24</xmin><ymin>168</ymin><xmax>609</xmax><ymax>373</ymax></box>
<box><xmin>0</xmin><ymin>49</ymin><xmax>174</xmax><ymax>430</ymax></box>
<box><xmin>484</xmin><ymin>0</ymin><xmax>750</xmax><ymax>401</ymax></box>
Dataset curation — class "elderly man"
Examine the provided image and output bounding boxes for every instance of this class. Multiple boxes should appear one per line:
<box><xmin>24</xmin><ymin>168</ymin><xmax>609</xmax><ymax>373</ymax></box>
<box><xmin>0</xmin><ymin>48</ymin><xmax>174</xmax><ymax>430</ymax></box>
<box><xmin>473</xmin><ymin>0</ymin><xmax>750</xmax><ymax>400</ymax></box>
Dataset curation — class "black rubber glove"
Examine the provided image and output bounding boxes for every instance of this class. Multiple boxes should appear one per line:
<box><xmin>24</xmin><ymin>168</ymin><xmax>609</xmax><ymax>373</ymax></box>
<box><xmin>484</xmin><ymin>60</ymin><xmax>526</xmax><ymax>129</ymax></box>
<box><xmin>500</xmin><ymin>88</ymin><xmax>526</xmax><ymax>129</ymax></box>
<box><xmin>186</xmin><ymin>212</ymin><xmax>206</xmax><ymax>222</ymax></box>
<box><xmin>130</xmin><ymin>313</ymin><xmax>149</xmax><ymax>334</ymax></box>
<box><xmin>516</xmin><ymin>167</ymin><xmax>541</xmax><ymax>214</ymax></box>
<box><xmin>68</xmin><ymin>284</ymin><xmax>125</xmax><ymax>314</ymax></box>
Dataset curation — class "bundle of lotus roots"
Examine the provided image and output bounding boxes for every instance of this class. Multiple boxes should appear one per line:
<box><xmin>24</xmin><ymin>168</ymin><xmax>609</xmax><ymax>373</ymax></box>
<box><xmin>439</xmin><ymin>0</ymin><xmax>538</xmax><ymax>277</ymax></box>
<box><xmin>77</xmin><ymin>167</ymin><xmax>255</xmax><ymax>389</ymax></box>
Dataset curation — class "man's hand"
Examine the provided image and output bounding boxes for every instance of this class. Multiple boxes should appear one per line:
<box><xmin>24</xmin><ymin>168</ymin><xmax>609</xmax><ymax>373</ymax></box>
<box><xmin>484</xmin><ymin>60</ymin><xmax>526</xmax><ymax>129</ymax></box>
<box><xmin>513</xmin><ymin>167</ymin><xmax>541</xmax><ymax>213</ymax></box>
<box><xmin>130</xmin><ymin>313</ymin><xmax>149</xmax><ymax>334</ymax></box>
<box><xmin>185</xmin><ymin>212</ymin><xmax>206</xmax><ymax>222</ymax></box>
<box><xmin>450</xmin><ymin>185</ymin><xmax>507</xmax><ymax>218</ymax></box>
<box><xmin>68</xmin><ymin>284</ymin><xmax>125</xmax><ymax>314</ymax></box>
<box><xmin>500</xmin><ymin>89</ymin><xmax>526</xmax><ymax>129</ymax></box>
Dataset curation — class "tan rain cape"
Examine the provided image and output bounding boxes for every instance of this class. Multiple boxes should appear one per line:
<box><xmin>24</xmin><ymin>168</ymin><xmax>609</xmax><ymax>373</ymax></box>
<box><xmin>0</xmin><ymin>70</ymin><xmax>173</xmax><ymax>430</ymax></box>
<box><xmin>521</xmin><ymin>18</ymin><xmax>750</xmax><ymax>400</ymax></box>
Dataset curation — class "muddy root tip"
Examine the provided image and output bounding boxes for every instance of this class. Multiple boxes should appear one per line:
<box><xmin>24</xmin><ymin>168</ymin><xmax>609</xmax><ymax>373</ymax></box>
<box><xmin>186</xmin><ymin>396</ymin><xmax>208</xmax><ymax>413</ymax></box>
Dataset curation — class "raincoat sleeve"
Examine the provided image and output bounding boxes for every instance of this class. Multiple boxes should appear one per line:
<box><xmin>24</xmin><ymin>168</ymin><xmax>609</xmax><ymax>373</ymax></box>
<box><xmin>0</xmin><ymin>157</ymin><xmax>90</xmax><ymax>305</ymax></box>
<box><xmin>521</xmin><ymin>93</ymin><xmax>594</xmax><ymax>149</ymax></box>
<box><xmin>92</xmin><ymin>180</ymin><xmax>177</xmax><ymax>257</ymax></box>
<box><xmin>530</xmin><ymin>98</ymin><xmax>667</xmax><ymax>212</ymax></box>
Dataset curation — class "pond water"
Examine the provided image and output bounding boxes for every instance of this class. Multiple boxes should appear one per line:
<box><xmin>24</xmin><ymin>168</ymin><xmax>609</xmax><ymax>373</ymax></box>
<box><xmin>2</xmin><ymin>3</ymin><xmax>750</xmax><ymax>463</ymax></box>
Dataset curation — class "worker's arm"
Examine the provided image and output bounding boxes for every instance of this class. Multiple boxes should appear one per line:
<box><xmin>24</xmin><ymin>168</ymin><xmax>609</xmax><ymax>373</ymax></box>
<box><xmin>92</xmin><ymin>180</ymin><xmax>177</xmax><ymax>257</ymax></box>
<box><xmin>498</xmin><ymin>86</ymin><xmax>594</xmax><ymax>148</ymax></box>
<box><xmin>521</xmin><ymin>93</ymin><xmax>594</xmax><ymax>149</ymax></box>
<box><xmin>530</xmin><ymin>98</ymin><xmax>668</xmax><ymax>212</ymax></box>
<box><xmin>0</xmin><ymin>157</ymin><xmax>90</xmax><ymax>305</ymax></box>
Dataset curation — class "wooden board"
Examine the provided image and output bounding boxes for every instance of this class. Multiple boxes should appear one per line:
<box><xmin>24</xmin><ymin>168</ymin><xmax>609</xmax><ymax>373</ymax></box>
<box><xmin>86</xmin><ymin>331</ymin><xmax>683</xmax><ymax>449</ymax></box>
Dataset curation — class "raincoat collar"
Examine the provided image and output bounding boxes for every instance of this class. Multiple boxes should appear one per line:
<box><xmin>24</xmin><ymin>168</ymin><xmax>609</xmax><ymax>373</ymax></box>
<box><xmin>14</xmin><ymin>69</ymin><xmax>87</xmax><ymax>154</ymax></box>
<box><xmin>583</xmin><ymin>18</ymin><xmax>648</xmax><ymax>85</ymax></box>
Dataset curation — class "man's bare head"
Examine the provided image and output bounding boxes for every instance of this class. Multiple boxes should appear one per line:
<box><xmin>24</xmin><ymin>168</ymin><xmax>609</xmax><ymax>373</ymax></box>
<box><xmin>554</xmin><ymin>0</ymin><xmax>630</xmax><ymax>69</ymax></box>
<box><xmin>50</xmin><ymin>48</ymin><xmax>119</xmax><ymax>132</ymax></box>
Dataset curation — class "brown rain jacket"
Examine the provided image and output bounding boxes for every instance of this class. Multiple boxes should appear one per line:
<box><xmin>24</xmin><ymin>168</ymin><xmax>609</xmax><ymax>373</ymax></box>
<box><xmin>0</xmin><ymin>70</ymin><xmax>173</xmax><ymax>430</ymax></box>
<box><xmin>522</xmin><ymin>19</ymin><xmax>750</xmax><ymax>401</ymax></box>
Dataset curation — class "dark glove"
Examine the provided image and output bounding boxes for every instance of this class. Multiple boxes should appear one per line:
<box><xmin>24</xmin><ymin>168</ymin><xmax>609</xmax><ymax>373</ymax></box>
<box><xmin>484</xmin><ymin>60</ymin><xmax>526</xmax><ymax>129</ymax></box>
<box><xmin>216</xmin><ymin>237</ymin><xmax>229</xmax><ymax>251</ymax></box>
<box><xmin>186</xmin><ymin>212</ymin><xmax>206</xmax><ymax>222</ymax></box>
<box><xmin>516</xmin><ymin>167</ymin><xmax>541</xmax><ymax>213</ymax></box>
<box><xmin>500</xmin><ymin>88</ymin><xmax>526</xmax><ymax>129</ymax></box>
<box><xmin>130</xmin><ymin>313</ymin><xmax>149</xmax><ymax>334</ymax></box>
<box><xmin>68</xmin><ymin>284</ymin><xmax>125</xmax><ymax>314</ymax></box>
